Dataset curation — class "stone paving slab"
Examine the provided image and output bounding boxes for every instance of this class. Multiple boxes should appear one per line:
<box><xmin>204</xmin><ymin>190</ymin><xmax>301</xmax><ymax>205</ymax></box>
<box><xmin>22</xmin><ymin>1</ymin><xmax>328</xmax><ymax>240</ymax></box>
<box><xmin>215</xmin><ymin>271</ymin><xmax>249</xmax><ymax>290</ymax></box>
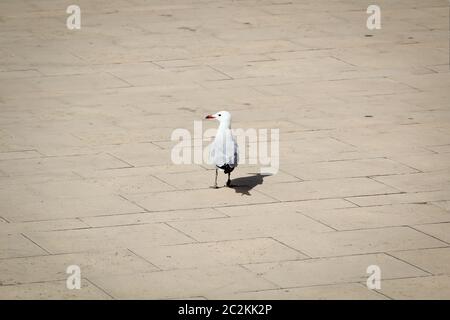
<box><xmin>378</xmin><ymin>275</ymin><xmax>450</xmax><ymax>300</ymax></box>
<box><xmin>256</xmin><ymin>178</ymin><xmax>400</xmax><ymax>202</ymax></box>
<box><xmin>168</xmin><ymin>211</ymin><xmax>333</xmax><ymax>242</ymax></box>
<box><xmin>25</xmin><ymin>223</ymin><xmax>194</xmax><ymax>254</ymax></box>
<box><xmin>0</xmin><ymin>234</ymin><xmax>48</xmax><ymax>259</ymax></box>
<box><xmin>302</xmin><ymin>204</ymin><xmax>450</xmax><ymax>231</ymax></box>
<box><xmin>390</xmin><ymin>247</ymin><xmax>450</xmax><ymax>275</ymax></box>
<box><xmin>0</xmin><ymin>280</ymin><xmax>112</xmax><ymax>300</ymax></box>
<box><xmin>242</xmin><ymin>253</ymin><xmax>428</xmax><ymax>288</ymax></box>
<box><xmin>0</xmin><ymin>249</ymin><xmax>158</xmax><ymax>285</ymax></box>
<box><xmin>1</xmin><ymin>0</ymin><xmax>449</xmax><ymax>299</ymax></box>
<box><xmin>208</xmin><ymin>283</ymin><xmax>387</xmax><ymax>300</ymax></box>
<box><xmin>413</xmin><ymin>223</ymin><xmax>450</xmax><ymax>244</ymax></box>
<box><xmin>129</xmin><ymin>238</ymin><xmax>307</xmax><ymax>270</ymax></box>
<box><xmin>276</xmin><ymin>227</ymin><xmax>447</xmax><ymax>258</ymax></box>
<box><xmin>91</xmin><ymin>266</ymin><xmax>277</xmax><ymax>300</ymax></box>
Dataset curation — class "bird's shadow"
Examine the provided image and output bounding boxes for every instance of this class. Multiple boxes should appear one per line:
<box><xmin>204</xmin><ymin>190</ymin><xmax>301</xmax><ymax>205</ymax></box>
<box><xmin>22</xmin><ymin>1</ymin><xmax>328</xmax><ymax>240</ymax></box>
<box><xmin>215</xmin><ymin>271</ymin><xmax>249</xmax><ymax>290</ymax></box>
<box><xmin>230</xmin><ymin>173</ymin><xmax>270</xmax><ymax>196</ymax></box>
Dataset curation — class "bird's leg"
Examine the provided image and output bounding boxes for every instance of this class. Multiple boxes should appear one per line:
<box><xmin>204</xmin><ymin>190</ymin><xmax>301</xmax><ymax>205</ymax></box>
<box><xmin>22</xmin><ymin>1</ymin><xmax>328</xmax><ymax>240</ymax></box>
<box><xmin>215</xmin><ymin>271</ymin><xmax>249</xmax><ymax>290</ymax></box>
<box><xmin>226</xmin><ymin>172</ymin><xmax>232</xmax><ymax>187</ymax></box>
<box><xmin>213</xmin><ymin>168</ymin><xmax>218</xmax><ymax>188</ymax></box>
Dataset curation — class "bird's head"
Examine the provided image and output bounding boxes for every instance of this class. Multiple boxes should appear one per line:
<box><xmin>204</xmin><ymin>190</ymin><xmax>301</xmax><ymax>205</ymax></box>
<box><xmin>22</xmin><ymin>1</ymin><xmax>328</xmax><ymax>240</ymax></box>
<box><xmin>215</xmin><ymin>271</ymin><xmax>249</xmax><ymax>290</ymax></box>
<box><xmin>205</xmin><ymin>111</ymin><xmax>231</xmax><ymax>125</ymax></box>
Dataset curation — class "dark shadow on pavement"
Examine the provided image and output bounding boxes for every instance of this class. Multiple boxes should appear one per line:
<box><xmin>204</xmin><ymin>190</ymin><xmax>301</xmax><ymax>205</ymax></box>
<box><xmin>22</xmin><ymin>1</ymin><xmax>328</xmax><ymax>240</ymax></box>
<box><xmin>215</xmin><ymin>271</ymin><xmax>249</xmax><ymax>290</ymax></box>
<box><xmin>230</xmin><ymin>173</ymin><xmax>271</xmax><ymax>196</ymax></box>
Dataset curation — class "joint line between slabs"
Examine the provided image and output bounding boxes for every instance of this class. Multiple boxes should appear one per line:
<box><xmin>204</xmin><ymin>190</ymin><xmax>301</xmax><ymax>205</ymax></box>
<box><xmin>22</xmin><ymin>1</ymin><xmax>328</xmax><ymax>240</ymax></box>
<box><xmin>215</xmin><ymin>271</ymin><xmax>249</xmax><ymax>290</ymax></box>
<box><xmin>20</xmin><ymin>233</ymin><xmax>52</xmax><ymax>255</ymax></box>
<box><xmin>164</xmin><ymin>222</ymin><xmax>199</xmax><ymax>243</ymax></box>
<box><xmin>407</xmin><ymin>225</ymin><xmax>450</xmax><ymax>246</ymax></box>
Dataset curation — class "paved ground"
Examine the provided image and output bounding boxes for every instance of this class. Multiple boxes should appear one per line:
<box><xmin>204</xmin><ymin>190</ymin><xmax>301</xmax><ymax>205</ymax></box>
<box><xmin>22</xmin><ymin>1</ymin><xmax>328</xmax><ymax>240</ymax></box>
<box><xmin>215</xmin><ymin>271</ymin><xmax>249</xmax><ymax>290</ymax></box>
<box><xmin>1</xmin><ymin>0</ymin><xmax>450</xmax><ymax>299</ymax></box>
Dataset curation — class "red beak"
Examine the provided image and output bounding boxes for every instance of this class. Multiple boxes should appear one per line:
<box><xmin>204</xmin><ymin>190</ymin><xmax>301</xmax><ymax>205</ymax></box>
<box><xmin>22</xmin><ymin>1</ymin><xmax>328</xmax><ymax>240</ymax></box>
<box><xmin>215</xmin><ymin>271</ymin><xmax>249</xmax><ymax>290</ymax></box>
<box><xmin>205</xmin><ymin>115</ymin><xmax>215</xmax><ymax>119</ymax></box>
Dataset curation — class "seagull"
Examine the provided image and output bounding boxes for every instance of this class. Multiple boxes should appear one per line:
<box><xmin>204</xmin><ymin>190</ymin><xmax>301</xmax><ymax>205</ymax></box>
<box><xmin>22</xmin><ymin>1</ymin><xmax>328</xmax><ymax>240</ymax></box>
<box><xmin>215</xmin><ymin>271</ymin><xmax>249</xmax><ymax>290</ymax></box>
<box><xmin>205</xmin><ymin>111</ymin><xmax>239</xmax><ymax>188</ymax></box>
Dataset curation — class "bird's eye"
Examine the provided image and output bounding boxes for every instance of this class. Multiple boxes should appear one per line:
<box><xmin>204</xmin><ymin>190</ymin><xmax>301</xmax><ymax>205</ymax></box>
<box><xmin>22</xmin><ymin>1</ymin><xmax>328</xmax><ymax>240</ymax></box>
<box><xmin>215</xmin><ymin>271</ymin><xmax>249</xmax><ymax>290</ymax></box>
<box><xmin>218</xmin><ymin>114</ymin><xmax>221</xmax><ymax>116</ymax></box>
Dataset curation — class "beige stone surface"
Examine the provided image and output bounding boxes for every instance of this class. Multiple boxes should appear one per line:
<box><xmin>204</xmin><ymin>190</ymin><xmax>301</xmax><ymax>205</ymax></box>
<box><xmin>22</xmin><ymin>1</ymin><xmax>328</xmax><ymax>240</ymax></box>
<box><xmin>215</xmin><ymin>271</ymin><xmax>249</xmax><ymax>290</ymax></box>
<box><xmin>209</xmin><ymin>283</ymin><xmax>387</xmax><ymax>300</ymax></box>
<box><xmin>302</xmin><ymin>204</ymin><xmax>450</xmax><ymax>230</ymax></box>
<box><xmin>130</xmin><ymin>238</ymin><xmax>307</xmax><ymax>270</ymax></box>
<box><xmin>0</xmin><ymin>249</ymin><xmax>158</xmax><ymax>285</ymax></box>
<box><xmin>378</xmin><ymin>276</ymin><xmax>450</xmax><ymax>300</ymax></box>
<box><xmin>0</xmin><ymin>234</ymin><xmax>48</xmax><ymax>259</ymax></box>
<box><xmin>390</xmin><ymin>247</ymin><xmax>450</xmax><ymax>275</ymax></box>
<box><xmin>243</xmin><ymin>253</ymin><xmax>428</xmax><ymax>288</ymax></box>
<box><xmin>277</xmin><ymin>227</ymin><xmax>446</xmax><ymax>258</ymax></box>
<box><xmin>1</xmin><ymin>0</ymin><xmax>449</xmax><ymax>299</ymax></box>
<box><xmin>347</xmin><ymin>190</ymin><xmax>450</xmax><ymax>207</ymax></box>
<box><xmin>413</xmin><ymin>223</ymin><xmax>450</xmax><ymax>244</ymax></box>
<box><xmin>256</xmin><ymin>178</ymin><xmax>400</xmax><ymax>202</ymax></box>
<box><xmin>91</xmin><ymin>266</ymin><xmax>277</xmax><ymax>299</ymax></box>
<box><xmin>25</xmin><ymin>223</ymin><xmax>194</xmax><ymax>254</ymax></box>
<box><xmin>0</xmin><ymin>280</ymin><xmax>112</xmax><ymax>300</ymax></box>
<box><xmin>168</xmin><ymin>211</ymin><xmax>333</xmax><ymax>242</ymax></box>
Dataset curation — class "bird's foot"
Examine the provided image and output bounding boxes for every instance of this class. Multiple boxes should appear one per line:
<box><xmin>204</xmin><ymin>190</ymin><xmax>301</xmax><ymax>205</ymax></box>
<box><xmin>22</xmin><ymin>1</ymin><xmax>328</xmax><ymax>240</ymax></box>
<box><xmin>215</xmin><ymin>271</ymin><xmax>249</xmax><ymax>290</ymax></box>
<box><xmin>226</xmin><ymin>180</ymin><xmax>234</xmax><ymax>188</ymax></box>
<box><xmin>210</xmin><ymin>185</ymin><xmax>219</xmax><ymax>189</ymax></box>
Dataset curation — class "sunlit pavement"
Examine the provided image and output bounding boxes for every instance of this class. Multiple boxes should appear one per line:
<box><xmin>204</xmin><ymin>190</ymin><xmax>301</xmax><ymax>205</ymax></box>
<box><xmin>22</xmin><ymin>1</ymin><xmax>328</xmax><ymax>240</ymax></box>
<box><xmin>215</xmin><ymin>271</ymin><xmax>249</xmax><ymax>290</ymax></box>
<box><xmin>0</xmin><ymin>0</ymin><xmax>449</xmax><ymax>299</ymax></box>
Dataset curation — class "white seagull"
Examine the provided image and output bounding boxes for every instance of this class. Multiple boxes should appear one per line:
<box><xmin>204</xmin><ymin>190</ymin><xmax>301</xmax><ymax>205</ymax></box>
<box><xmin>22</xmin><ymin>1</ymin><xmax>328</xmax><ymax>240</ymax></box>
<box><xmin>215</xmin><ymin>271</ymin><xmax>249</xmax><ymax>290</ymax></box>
<box><xmin>205</xmin><ymin>111</ymin><xmax>239</xmax><ymax>188</ymax></box>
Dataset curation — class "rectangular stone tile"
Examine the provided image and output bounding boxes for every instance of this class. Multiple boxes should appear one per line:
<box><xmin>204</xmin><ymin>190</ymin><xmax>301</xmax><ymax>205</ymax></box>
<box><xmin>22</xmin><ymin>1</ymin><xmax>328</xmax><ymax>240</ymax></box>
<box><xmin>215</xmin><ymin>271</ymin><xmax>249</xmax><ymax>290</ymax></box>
<box><xmin>98</xmin><ymin>175</ymin><xmax>176</xmax><ymax>194</ymax></box>
<box><xmin>154</xmin><ymin>169</ymin><xmax>299</xmax><ymax>190</ymax></box>
<box><xmin>66</xmin><ymin>129</ymin><xmax>173</xmax><ymax>147</ymax></box>
<box><xmin>390</xmin><ymin>247</ymin><xmax>450</xmax><ymax>275</ymax></box>
<box><xmin>94</xmin><ymin>62</ymin><xmax>161</xmax><ymax>79</ymax></box>
<box><xmin>334</xmin><ymin>125</ymin><xmax>450</xmax><ymax>152</ymax></box>
<box><xmin>0</xmin><ymin>234</ymin><xmax>47</xmax><ymax>259</ymax></box>
<box><xmin>347</xmin><ymin>190</ymin><xmax>450</xmax><ymax>207</ymax></box>
<box><xmin>432</xmin><ymin>200</ymin><xmax>450</xmax><ymax>211</ymax></box>
<box><xmin>413</xmin><ymin>222</ymin><xmax>450</xmax><ymax>243</ymax></box>
<box><xmin>118</xmin><ymin>66</ymin><xmax>231</xmax><ymax>87</ymax></box>
<box><xmin>130</xmin><ymin>238</ymin><xmax>307</xmax><ymax>270</ymax></box>
<box><xmin>256</xmin><ymin>178</ymin><xmax>400</xmax><ymax>202</ymax></box>
<box><xmin>154</xmin><ymin>169</ymin><xmax>228</xmax><ymax>190</ymax></box>
<box><xmin>243</xmin><ymin>253</ymin><xmax>427</xmax><ymax>288</ymax></box>
<box><xmin>0</xmin><ymin>153</ymin><xmax>129</xmax><ymax>176</ymax></box>
<box><xmin>0</xmin><ymin>218</ymin><xmax>89</xmax><ymax>234</ymax></box>
<box><xmin>29</xmin><ymin>175</ymin><xmax>175</xmax><ymax>197</ymax></box>
<box><xmin>392</xmin><ymin>153</ymin><xmax>450</xmax><ymax>172</ymax></box>
<box><xmin>0</xmin><ymin>150</ymin><xmax>41</xmax><ymax>160</ymax></box>
<box><xmin>372</xmin><ymin>171</ymin><xmax>450</xmax><ymax>192</ymax></box>
<box><xmin>427</xmin><ymin>144</ymin><xmax>450</xmax><ymax>154</ymax></box>
<box><xmin>102</xmin><ymin>143</ymin><xmax>172</xmax><ymax>167</ymax></box>
<box><xmin>279</xmin><ymin>137</ymin><xmax>356</xmax><ymax>159</ymax></box>
<box><xmin>0</xmin><ymin>280</ymin><xmax>111</xmax><ymax>300</ymax></box>
<box><xmin>1</xmin><ymin>195</ymin><xmax>144</xmax><ymax>222</ymax></box>
<box><xmin>282</xmin><ymin>158</ymin><xmax>417</xmax><ymax>180</ymax></box>
<box><xmin>303</xmin><ymin>204</ymin><xmax>450</xmax><ymax>231</ymax></box>
<box><xmin>391</xmin><ymin>73</ymin><xmax>450</xmax><ymax>91</ymax></box>
<box><xmin>256</xmin><ymin>77</ymin><xmax>417</xmax><ymax>98</ymax></box>
<box><xmin>213</xmin><ymin>56</ymin><xmax>352</xmax><ymax>79</ymax></box>
<box><xmin>32</xmin><ymin>72</ymin><xmax>130</xmax><ymax>92</ymax></box>
<box><xmin>0</xmin><ymin>249</ymin><xmax>157</xmax><ymax>285</ymax></box>
<box><xmin>168</xmin><ymin>211</ymin><xmax>332</xmax><ymax>242</ymax></box>
<box><xmin>25</xmin><ymin>223</ymin><xmax>194</xmax><ymax>254</ymax></box>
<box><xmin>0</xmin><ymin>70</ymin><xmax>41</xmax><ymax>80</ymax></box>
<box><xmin>276</xmin><ymin>227</ymin><xmax>446</xmax><ymax>258</ymax></box>
<box><xmin>125</xmin><ymin>188</ymin><xmax>276</xmax><ymax>212</ymax></box>
<box><xmin>216</xmin><ymin>198</ymin><xmax>356</xmax><ymax>217</ymax></box>
<box><xmin>81</xmin><ymin>208</ymin><xmax>225</xmax><ymax>228</ymax></box>
<box><xmin>91</xmin><ymin>266</ymin><xmax>277</xmax><ymax>299</ymax></box>
<box><xmin>0</xmin><ymin>171</ymin><xmax>82</xmax><ymax>186</ymax></box>
<box><xmin>26</xmin><ymin>179</ymin><xmax>115</xmax><ymax>198</ymax></box>
<box><xmin>208</xmin><ymin>283</ymin><xmax>386</xmax><ymax>300</ymax></box>
<box><xmin>379</xmin><ymin>275</ymin><xmax>450</xmax><ymax>300</ymax></box>
<box><xmin>76</xmin><ymin>164</ymin><xmax>205</xmax><ymax>179</ymax></box>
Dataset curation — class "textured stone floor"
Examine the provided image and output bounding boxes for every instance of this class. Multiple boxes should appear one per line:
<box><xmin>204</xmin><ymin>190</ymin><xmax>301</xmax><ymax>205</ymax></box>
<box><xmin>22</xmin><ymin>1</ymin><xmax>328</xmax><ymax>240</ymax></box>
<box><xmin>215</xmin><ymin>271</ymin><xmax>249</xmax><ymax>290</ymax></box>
<box><xmin>1</xmin><ymin>0</ymin><xmax>449</xmax><ymax>299</ymax></box>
